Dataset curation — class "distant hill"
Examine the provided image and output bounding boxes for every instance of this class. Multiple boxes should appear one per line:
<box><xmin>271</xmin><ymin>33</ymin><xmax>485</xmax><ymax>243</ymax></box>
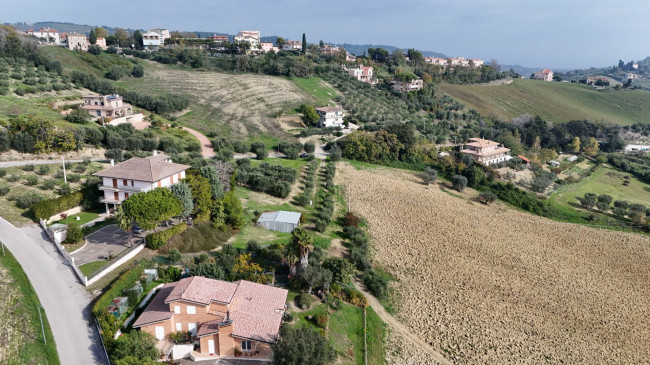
<box><xmin>336</xmin><ymin>43</ymin><xmax>446</xmax><ymax>58</ymax></box>
<box><xmin>9</xmin><ymin>21</ymin><xmax>139</xmax><ymax>36</ymax></box>
<box><xmin>440</xmin><ymin>78</ymin><xmax>650</xmax><ymax>125</ymax></box>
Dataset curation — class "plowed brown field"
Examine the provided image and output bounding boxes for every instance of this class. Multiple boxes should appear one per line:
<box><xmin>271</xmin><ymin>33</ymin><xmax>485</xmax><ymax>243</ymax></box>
<box><xmin>336</xmin><ymin>162</ymin><xmax>650</xmax><ymax>364</ymax></box>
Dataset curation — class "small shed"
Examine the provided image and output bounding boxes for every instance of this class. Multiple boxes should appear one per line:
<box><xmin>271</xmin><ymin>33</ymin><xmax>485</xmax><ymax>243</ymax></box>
<box><xmin>257</xmin><ymin>211</ymin><xmax>302</xmax><ymax>233</ymax></box>
<box><xmin>566</xmin><ymin>155</ymin><xmax>578</xmax><ymax>162</ymax></box>
<box><xmin>517</xmin><ymin>155</ymin><xmax>531</xmax><ymax>165</ymax></box>
<box><xmin>549</xmin><ymin>160</ymin><xmax>560</xmax><ymax>168</ymax></box>
<box><xmin>107</xmin><ymin>297</ymin><xmax>128</xmax><ymax>318</ymax></box>
<box><xmin>48</xmin><ymin>223</ymin><xmax>68</xmax><ymax>244</ymax></box>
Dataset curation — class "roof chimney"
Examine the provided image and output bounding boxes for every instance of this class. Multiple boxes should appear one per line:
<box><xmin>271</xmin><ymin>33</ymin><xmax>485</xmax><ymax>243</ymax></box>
<box><xmin>110</xmin><ymin>159</ymin><xmax>115</xmax><ymax>166</ymax></box>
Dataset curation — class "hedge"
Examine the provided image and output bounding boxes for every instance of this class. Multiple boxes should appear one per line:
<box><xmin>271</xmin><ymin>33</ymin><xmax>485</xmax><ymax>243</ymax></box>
<box><xmin>31</xmin><ymin>191</ymin><xmax>83</xmax><ymax>220</ymax></box>
<box><xmin>145</xmin><ymin>223</ymin><xmax>187</xmax><ymax>250</ymax></box>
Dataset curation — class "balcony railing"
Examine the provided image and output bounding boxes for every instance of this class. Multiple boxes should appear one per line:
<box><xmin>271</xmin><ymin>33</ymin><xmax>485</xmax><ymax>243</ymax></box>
<box><xmin>98</xmin><ymin>184</ymin><xmax>146</xmax><ymax>193</ymax></box>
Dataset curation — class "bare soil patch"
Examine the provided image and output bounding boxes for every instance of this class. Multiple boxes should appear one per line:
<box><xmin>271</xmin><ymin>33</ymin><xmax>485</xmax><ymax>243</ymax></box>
<box><xmin>336</xmin><ymin>162</ymin><xmax>650</xmax><ymax>364</ymax></box>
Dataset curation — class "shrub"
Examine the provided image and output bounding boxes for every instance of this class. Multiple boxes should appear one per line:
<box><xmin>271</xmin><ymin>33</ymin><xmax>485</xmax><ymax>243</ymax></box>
<box><xmin>74</xmin><ymin>164</ymin><xmax>86</xmax><ymax>173</ymax></box>
<box><xmin>343</xmin><ymin>212</ymin><xmax>361</xmax><ymax>227</ymax></box>
<box><xmin>0</xmin><ymin>168</ymin><xmax>6</xmax><ymax>178</ymax></box>
<box><xmin>478</xmin><ymin>191</ymin><xmax>497</xmax><ymax>205</ymax></box>
<box><xmin>363</xmin><ymin>270</ymin><xmax>389</xmax><ymax>299</ymax></box>
<box><xmin>0</xmin><ymin>186</ymin><xmax>9</xmax><ymax>196</ymax></box>
<box><xmin>296</xmin><ymin>293</ymin><xmax>315</xmax><ymax>309</ymax></box>
<box><xmin>420</xmin><ymin>167</ymin><xmax>438</xmax><ymax>185</ymax></box>
<box><xmin>65</xmin><ymin>107</ymin><xmax>92</xmax><ymax>124</ymax></box>
<box><xmin>314</xmin><ymin>313</ymin><xmax>328</xmax><ymax>329</ymax></box>
<box><xmin>64</xmin><ymin>222</ymin><xmax>84</xmax><ymax>244</ymax></box>
<box><xmin>304</xmin><ymin>142</ymin><xmax>315</xmax><ymax>153</ymax></box>
<box><xmin>131</xmin><ymin>64</ymin><xmax>144</xmax><ymax>78</ymax></box>
<box><xmin>23</xmin><ymin>163</ymin><xmax>35</xmax><ymax>171</ymax></box>
<box><xmin>67</xmin><ymin>174</ymin><xmax>81</xmax><ymax>183</ymax></box>
<box><xmin>31</xmin><ymin>191</ymin><xmax>83</xmax><ymax>220</ymax></box>
<box><xmin>105</xmin><ymin>65</ymin><xmax>126</xmax><ymax>80</ymax></box>
<box><xmin>14</xmin><ymin>193</ymin><xmax>45</xmax><ymax>209</ymax></box>
<box><xmin>7</xmin><ymin>174</ymin><xmax>20</xmax><ymax>182</ymax></box>
<box><xmin>145</xmin><ymin>223</ymin><xmax>187</xmax><ymax>250</ymax></box>
<box><xmin>39</xmin><ymin>179</ymin><xmax>56</xmax><ymax>190</ymax></box>
<box><xmin>451</xmin><ymin>174</ymin><xmax>467</xmax><ymax>192</ymax></box>
<box><xmin>36</xmin><ymin>164</ymin><xmax>50</xmax><ymax>175</ymax></box>
<box><xmin>167</xmin><ymin>248</ymin><xmax>182</xmax><ymax>263</ymax></box>
<box><xmin>25</xmin><ymin>175</ymin><xmax>38</xmax><ymax>186</ymax></box>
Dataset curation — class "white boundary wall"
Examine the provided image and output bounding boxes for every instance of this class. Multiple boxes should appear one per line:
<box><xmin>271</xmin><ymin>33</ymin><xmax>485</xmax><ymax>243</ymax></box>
<box><xmin>85</xmin><ymin>244</ymin><xmax>144</xmax><ymax>287</ymax></box>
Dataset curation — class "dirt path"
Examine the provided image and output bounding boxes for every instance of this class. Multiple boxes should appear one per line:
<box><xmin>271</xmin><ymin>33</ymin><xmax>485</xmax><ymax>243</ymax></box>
<box><xmin>352</xmin><ymin>278</ymin><xmax>451</xmax><ymax>365</ymax></box>
<box><xmin>132</xmin><ymin>121</ymin><xmax>215</xmax><ymax>158</ymax></box>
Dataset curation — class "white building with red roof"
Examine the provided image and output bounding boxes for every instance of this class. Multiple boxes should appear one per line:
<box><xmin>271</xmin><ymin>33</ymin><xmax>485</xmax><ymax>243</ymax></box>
<box><xmin>27</xmin><ymin>28</ymin><xmax>61</xmax><ymax>45</ymax></box>
<box><xmin>132</xmin><ymin>276</ymin><xmax>288</xmax><ymax>361</ymax></box>
<box><xmin>315</xmin><ymin>106</ymin><xmax>344</xmax><ymax>128</ymax></box>
<box><xmin>534</xmin><ymin>69</ymin><xmax>554</xmax><ymax>81</ymax></box>
<box><xmin>348</xmin><ymin>65</ymin><xmax>376</xmax><ymax>85</ymax></box>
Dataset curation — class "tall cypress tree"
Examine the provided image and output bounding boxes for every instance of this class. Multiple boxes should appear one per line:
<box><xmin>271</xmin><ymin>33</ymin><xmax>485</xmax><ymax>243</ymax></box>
<box><xmin>89</xmin><ymin>28</ymin><xmax>97</xmax><ymax>45</ymax></box>
<box><xmin>302</xmin><ymin>33</ymin><xmax>307</xmax><ymax>54</ymax></box>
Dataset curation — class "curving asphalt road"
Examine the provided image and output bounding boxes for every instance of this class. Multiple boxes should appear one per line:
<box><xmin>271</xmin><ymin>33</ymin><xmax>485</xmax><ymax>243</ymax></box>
<box><xmin>0</xmin><ymin>218</ymin><xmax>108</xmax><ymax>365</ymax></box>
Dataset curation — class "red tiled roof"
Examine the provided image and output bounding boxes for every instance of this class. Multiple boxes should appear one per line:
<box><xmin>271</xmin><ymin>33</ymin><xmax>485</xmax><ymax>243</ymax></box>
<box><xmin>229</xmin><ymin>280</ymin><xmax>288</xmax><ymax>343</ymax></box>
<box><xmin>196</xmin><ymin>319</ymin><xmax>221</xmax><ymax>337</ymax></box>
<box><xmin>165</xmin><ymin>276</ymin><xmax>238</xmax><ymax>305</ymax></box>
<box><xmin>466</xmin><ymin>138</ymin><xmax>500</xmax><ymax>148</ymax></box>
<box><xmin>93</xmin><ymin>157</ymin><xmax>189</xmax><ymax>183</ymax></box>
<box><xmin>132</xmin><ymin>283</ymin><xmax>176</xmax><ymax>327</ymax></box>
<box><xmin>517</xmin><ymin>155</ymin><xmax>530</xmax><ymax>163</ymax></box>
<box><xmin>542</xmin><ymin>69</ymin><xmax>552</xmax><ymax>74</ymax></box>
<box><xmin>315</xmin><ymin>106</ymin><xmax>342</xmax><ymax>113</ymax></box>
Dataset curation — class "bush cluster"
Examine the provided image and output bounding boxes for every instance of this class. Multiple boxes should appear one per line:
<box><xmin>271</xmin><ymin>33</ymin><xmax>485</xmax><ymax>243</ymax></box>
<box><xmin>236</xmin><ymin>162</ymin><xmax>296</xmax><ymax>198</ymax></box>
<box><xmin>293</xmin><ymin>160</ymin><xmax>319</xmax><ymax>207</ymax></box>
<box><xmin>314</xmin><ymin>161</ymin><xmax>336</xmax><ymax>232</ymax></box>
<box><xmin>145</xmin><ymin>222</ymin><xmax>187</xmax><ymax>250</ymax></box>
<box><xmin>31</xmin><ymin>191</ymin><xmax>83</xmax><ymax>220</ymax></box>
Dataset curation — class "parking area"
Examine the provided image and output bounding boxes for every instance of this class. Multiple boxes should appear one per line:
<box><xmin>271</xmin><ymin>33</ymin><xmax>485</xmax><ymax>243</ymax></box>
<box><xmin>71</xmin><ymin>224</ymin><xmax>132</xmax><ymax>265</ymax></box>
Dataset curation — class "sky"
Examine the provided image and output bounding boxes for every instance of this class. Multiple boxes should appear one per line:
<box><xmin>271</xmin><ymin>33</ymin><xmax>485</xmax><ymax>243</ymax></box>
<box><xmin>3</xmin><ymin>0</ymin><xmax>650</xmax><ymax>69</ymax></box>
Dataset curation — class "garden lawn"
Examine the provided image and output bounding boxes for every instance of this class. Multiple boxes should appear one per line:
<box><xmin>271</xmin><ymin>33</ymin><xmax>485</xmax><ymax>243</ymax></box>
<box><xmin>551</xmin><ymin>166</ymin><xmax>650</xmax><ymax>210</ymax></box>
<box><xmin>291</xmin><ymin>77</ymin><xmax>338</xmax><ymax>106</ymax></box>
<box><xmin>78</xmin><ymin>260</ymin><xmax>107</xmax><ymax>277</ymax></box>
<box><xmin>328</xmin><ymin>303</ymin><xmax>385</xmax><ymax>365</ymax></box>
<box><xmin>0</xmin><ymin>248</ymin><xmax>59</xmax><ymax>364</ymax></box>
<box><xmin>53</xmin><ymin>211</ymin><xmax>100</xmax><ymax>226</ymax></box>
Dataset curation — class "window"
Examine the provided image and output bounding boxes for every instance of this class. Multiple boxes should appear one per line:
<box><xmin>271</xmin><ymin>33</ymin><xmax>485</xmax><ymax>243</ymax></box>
<box><xmin>176</xmin><ymin>322</ymin><xmax>182</xmax><ymax>331</ymax></box>
<box><xmin>241</xmin><ymin>340</ymin><xmax>252</xmax><ymax>351</ymax></box>
<box><xmin>187</xmin><ymin>306</ymin><xmax>196</xmax><ymax>314</ymax></box>
<box><xmin>131</xmin><ymin>180</ymin><xmax>134</xmax><ymax>186</ymax></box>
<box><xmin>188</xmin><ymin>323</ymin><xmax>197</xmax><ymax>335</ymax></box>
<box><xmin>123</xmin><ymin>179</ymin><xmax>127</xmax><ymax>186</ymax></box>
<box><xmin>174</xmin><ymin>306</ymin><xmax>181</xmax><ymax>314</ymax></box>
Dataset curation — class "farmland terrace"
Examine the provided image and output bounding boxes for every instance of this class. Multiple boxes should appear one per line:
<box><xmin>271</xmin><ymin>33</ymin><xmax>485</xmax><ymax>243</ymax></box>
<box><xmin>336</xmin><ymin>162</ymin><xmax>650</xmax><ymax>364</ymax></box>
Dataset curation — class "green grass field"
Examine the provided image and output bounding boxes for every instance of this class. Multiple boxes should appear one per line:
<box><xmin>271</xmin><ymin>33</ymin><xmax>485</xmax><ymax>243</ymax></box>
<box><xmin>53</xmin><ymin>211</ymin><xmax>100</xmax><ymax>226</ymax></box>
<box><xmin>291</xmin><ymin>77</ymin><xmax>338</xmax><ymax>106</ymax></box>
<box><xmin>329</xmin><ymin>303</ymin><xmax>385</xmax><ymax>365</ymax></box>
<box><xmin>440</xmin><ymin>79</ymin><xmax>650</xmax><ymax>125</ymax></box>
<box><xmin>551</xmin><ymin>166</ymin><xmax>650</xmax><ymax>209</ymax></box>
<box><xmin>0</xmin><ymin>248</ymin><xmax>59</xmax><ymax>364</ymax></box>
<box><xmin>78</xmin><ymin>260</ymin><xmax>107</xmax><ymax>276</ymax></box>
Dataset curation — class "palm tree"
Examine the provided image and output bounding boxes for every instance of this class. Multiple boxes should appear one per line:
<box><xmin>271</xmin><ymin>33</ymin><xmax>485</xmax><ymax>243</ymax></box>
<box><xmin>114</xmin><ymin>206</ymin><xmax>134</xmax><ymax>248</ymax></box>
<box><xmin>289</xmin><ymin>227</ymin><xmax>313</xmax><ymax>273</ymax></box>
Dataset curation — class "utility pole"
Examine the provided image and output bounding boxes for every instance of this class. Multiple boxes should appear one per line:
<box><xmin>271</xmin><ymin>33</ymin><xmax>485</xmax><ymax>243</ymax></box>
<box><xmin>62</xmin><ymin>156</ymin><xmax>67</xmax><ymax>185</ymax></box>
<box><xmin>38</xmin><ymin>306</ymin><xmax>46</xmax><ymax>344</ymax></box>
<box><xmin>347</xmin><ymin>183</ymin><xmax>351</xmax><ymax>213</ymax></box>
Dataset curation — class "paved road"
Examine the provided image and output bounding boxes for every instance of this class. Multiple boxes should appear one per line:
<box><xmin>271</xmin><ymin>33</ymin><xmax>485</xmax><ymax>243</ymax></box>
<box><xmin>0</xmin><ymin>218</ymin><xmax>109</xmax><ymax>365</ymax></box>
<box><xmin>0</xmin><ymin>158</ymin><xmax>107</xmax><ymax>168</ymax></box>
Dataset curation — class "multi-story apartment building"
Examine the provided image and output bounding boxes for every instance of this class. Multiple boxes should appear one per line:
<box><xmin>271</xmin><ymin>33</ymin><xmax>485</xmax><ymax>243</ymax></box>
<box><xmin>82</xmin><ymin>94</ymin><xmax>133</xmax><ymax>119</ymax></box>
<box><xmin>132</xmin><ymin>276</ymin><xmax>288</xmax><ymax>361</ymax></box>
<box><xmin>460</xmin><ymin>138</ymin><xmax>512</xmax><ymax>165</ymax></box>
<box><xmin>233</xmin><ymin>31</ymin><xmax>261</xmax><ymax>49</ymax></box>
<box><xmin>93</xmin><ymin>154</ymin><xmax>189</xmax><ymax>213</ymax></box>
<box><xmin>315</xmin><ymin>106</ymin><xmax>344</xmax><ymax>128</ymax></box>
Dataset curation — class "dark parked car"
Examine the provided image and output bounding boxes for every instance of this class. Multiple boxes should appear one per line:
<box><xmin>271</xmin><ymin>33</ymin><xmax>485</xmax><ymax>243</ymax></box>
<box><xmin>132</xmin><ymin>225</ymin><xmax>144</xmax><ymax>234</ymax></box>
<box><xmin>300</xmin><ymin>153</ymin><xmax>309</xmax><ymax>158</ymax></box>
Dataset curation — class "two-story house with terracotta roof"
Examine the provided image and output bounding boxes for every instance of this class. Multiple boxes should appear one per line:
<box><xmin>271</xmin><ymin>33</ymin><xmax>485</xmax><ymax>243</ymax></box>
<box><xmin>348</xmin><ymin>65</ymin><xmax>376</xmax><ymax>85</ymax></box>
<box><xmin>132</xmin><ymin>276</ymin><xmax>288</xmax><ymax>361</ymax></box>
<box><xmin>534</xmin><ymin>69</ymin><xmax>554</xmax><ymax>81</ymax></box>
<box><xmin>82</xmin><ymin>94</ymin><xmax>133</xmax><ymax>120</ymax></box>
<box><xmin>460</xmin><ymin>138</ymin><xmax>512</xmax><ymax>165</ymax></box>
<box><xmin>92</xmin><ymin>154</ymin><xmax>189</xmax><ymax>213</ymax></box>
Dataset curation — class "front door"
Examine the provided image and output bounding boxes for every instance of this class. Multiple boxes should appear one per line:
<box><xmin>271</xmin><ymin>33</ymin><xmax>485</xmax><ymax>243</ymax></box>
<box><xmin>112</xmin><ymin>179</ymin><xmax>118</xmax><ymax>188</ymax></box>
<box><xmin>208</xmin><ymin>339</ymin><xmax>215</xmax><ymax>355</ymax></box>
<box><xmin>155</xmin><ymin>326</ymin><xmax>165</xmax><ymax>340</ymax></box>
<box><xmin>114</xmin><ymin>192</ymin><xmax>119</xmax><ymax>201</ymax></box>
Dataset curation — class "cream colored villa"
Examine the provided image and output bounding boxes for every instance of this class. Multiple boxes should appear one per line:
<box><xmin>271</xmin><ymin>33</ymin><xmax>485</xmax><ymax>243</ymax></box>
<box><xmin>460</xmin><ymin>138</ymin><xmax>512</xmax><ymax>165</ymax></box>
<box><xmin>82</xmin><ymin>94</ymin><xmax>133</xmax><ymax>120</ymax></box>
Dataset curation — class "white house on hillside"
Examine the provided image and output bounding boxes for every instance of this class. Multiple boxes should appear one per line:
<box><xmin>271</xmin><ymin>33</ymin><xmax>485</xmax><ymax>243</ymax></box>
<box><xmin>315</xmin><ymin>106</ymin><xmax>344</xmax><ymax>128</ymax></box>
<box><xmin>282</xmin><ymin>40</ymin><xmax>302</xmax><ymax>52</ymax></box>
<box><xmin>64</xmin><ymin>33</ymin><xmax>88</xmax><ymax>51</ymax></box>
<box><xmin>27</xmin><ymin>28</ymin><xmax>60</xmax><ymax>45</ymax></box>
<box><xmin>348</xmin><ymin>66</ymin><xmax>375</xmax><ymax>84</ymax></box>
<box><xmin>234</xmin><ymin>30</ymin><xmax>261</xmax><ymax>49</ymax></box>
<box><xmin>534</xmin><ymin>69</ymin><xmax>553</xmax><ymax>81</ymax></box>
<box><xmin>93</xmin><ymin>154</ymin><xmax>190</xmax><ymax>214</ymax></box>
<box><xmin>391</xmin><ymin>78</ymin><xmax>424</xmax><ymax>92</ymax></box>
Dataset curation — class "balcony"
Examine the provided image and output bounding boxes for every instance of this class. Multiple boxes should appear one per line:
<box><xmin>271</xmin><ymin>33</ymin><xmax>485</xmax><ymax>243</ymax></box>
<box><xmin>99</xmin><ymin>197</ymin><xmax>121</xmax><ymax>204</ymax></box>
<box><xmin>98</xmin><ymin>184</ymin><xmax>146</xmax><ymax>193</ymax></box>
